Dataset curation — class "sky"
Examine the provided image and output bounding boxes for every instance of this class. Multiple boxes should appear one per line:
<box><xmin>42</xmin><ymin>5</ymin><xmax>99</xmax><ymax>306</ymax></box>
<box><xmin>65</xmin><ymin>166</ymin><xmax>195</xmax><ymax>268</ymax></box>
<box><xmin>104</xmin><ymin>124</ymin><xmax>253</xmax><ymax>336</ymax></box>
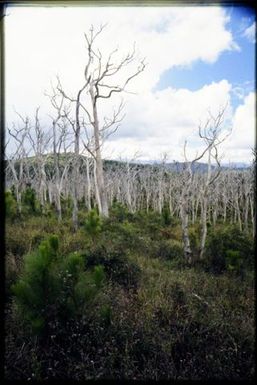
<box><xmin>4</xmin><ymin>5</ymin><xmax>256</xmax><ymax>164</ymax></box>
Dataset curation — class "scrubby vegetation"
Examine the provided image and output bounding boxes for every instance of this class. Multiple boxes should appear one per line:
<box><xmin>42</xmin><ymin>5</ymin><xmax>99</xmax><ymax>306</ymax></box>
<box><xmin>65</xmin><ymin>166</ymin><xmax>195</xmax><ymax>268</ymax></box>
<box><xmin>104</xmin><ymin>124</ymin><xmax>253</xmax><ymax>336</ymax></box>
<box><xmin>5</xmin><ymin>196</ymin><xmax>255</xmax><ymax>380</ymax></box>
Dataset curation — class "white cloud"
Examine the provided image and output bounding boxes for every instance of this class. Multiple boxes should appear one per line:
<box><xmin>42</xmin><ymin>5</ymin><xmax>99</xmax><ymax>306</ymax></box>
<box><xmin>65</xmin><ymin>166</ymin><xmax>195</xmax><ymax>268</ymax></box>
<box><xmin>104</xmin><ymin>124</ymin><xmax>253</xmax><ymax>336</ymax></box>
<box><xmin>221</xmin><ymin>92</ymin><xmax>255</xmax><ymax>163</ymax></box>
<box><xmin>5</xmin><ymin>6</ymin><xmax>236</xmax><ymax>117</ymax></box>
<box><xmin>243</xmin><ymin>22</ymin><xmax>256</xmax><ymax>43</ymax></box>
<box><xmin>103</xmin><ymin>80</ymin><xmax>233</xmax><ymax>161</ymax></box>
<box><xmin>5</xmin><ymin>5</ymin><xmax>253</xmax><ymax>164</ymax></box>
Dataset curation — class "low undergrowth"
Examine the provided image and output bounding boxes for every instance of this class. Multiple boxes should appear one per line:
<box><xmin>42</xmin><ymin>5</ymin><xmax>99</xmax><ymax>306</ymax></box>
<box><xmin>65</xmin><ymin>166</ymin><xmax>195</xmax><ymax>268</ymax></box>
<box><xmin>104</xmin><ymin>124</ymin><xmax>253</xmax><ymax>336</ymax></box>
<box><xmin>5</xmin><ymin>207</ymin><xmax>255</xmax><ymax>380</ymax></box>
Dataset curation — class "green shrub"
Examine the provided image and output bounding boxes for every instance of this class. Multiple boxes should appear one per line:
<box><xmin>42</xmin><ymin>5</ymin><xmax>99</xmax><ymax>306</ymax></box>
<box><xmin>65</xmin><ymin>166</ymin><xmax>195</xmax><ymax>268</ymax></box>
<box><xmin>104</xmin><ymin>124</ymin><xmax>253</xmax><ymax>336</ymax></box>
<box><xmin>92</xmin><ymin>265</ymin><xmax>105</xmax><ymax>288</ymax></box>
<box><xmin>225</xmin><ymin>249</ymin><xmax>243</xmax><ymax>273</ymax></box>
<box><xmin>41</xmin><ymin>202</ymin><xmax>55</xmax><ymax>218</ymax></box>
<box><xmin>12</xmin><ymin>235</ymin><xmax>107</xmax><ymax>336</ymax></box>
<box><xmin>205</xmin><ymin>225</ymin><xmax>254</xmax><ymax>274</ymax></box>
<box><xmin>189</xmin><ymin>227</ymin><xmax>200</xmax><ymax>254</ymax></box>
<box><xmin>61</xmin><ymin>195</ymin><xmax>73</xmax><ymax>217</ymax></box>
<box><xmin>110</xmin><ymin>202</ymin><xmax>132</xmax><ymax>222</ymax></box>
<box><xmin>117</xmin><ymin>221</ymin><xmax>139</xmax><ymax>245</ymax></box>
<box><xmin>58</xmin><ymin>229</ymin><xmax>87</xmax><ymax>255</ymax></box>
<box><xmin>31</xmin><ymin>231</ymin><xmax>45</xmax><ymax>249</ymax></box>
<box><xmin>84</xmin><ymin>209</ymin><xmax>102</xmax><ymax>239</ymax></box>
<box><xmin>161</xmin><ymin>206</ymin><xmax>172</xmax><ymax>226</ymax></box>
<box><xmin>74</xmin><ymin>266</ymin><xmax>105</xmax><ymax>306</ymax></box>
<box><xmin>156</xmin><ymin>239</ymin><xmax>184</xmax><ymax>261</ymax></box>
<box><xmin>99</xmin><ymin>303</ymin><xmax>112</xmax><ymax>325</ymax></box>
<box><xmin>103</xmin><ymin>220</ymin><xmax>142</xmax><ymax>250</ymax></box>
<box><xmin>60</xmin><ymin>263</ymin><xmax>105</xmax><ymax>316</ymax></box>
<box><xmin>21</xmin><ymin>186</ymin><xmax>38</xmax><ymax>213</ymax></box>
<box><xmin>12</xmin><ymin>235</ymin><xmax>61</xmax><ymax>335</ymax></box>
<box><xmin>6</xmin><ymin>225</ymin><xmax>33</xmax><ymax>257</ymax></box>
<box><xmin>144</xmin><ymin>211</ymin><xmax>163</xmax><ymax>237</ymax></box>
<box><xmin>48</xmin><ymin>234</ymin><xmax>59</xmax><ymax>253</ymax></box>
<box><xmin>5</xmin><ymin>191</ymin><xmax>17</xmax><ymax>218</ymax></box>
<box><xmin>84</xmin><ymin>245</ymin><xmax>141</xmax><ymax>289</ymax></box>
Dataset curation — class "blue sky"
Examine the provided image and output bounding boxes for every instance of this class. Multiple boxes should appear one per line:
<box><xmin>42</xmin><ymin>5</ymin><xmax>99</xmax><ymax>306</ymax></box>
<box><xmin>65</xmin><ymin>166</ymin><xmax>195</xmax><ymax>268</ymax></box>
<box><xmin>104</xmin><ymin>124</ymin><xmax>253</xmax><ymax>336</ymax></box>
<box><xmin>155</xmin><ymin>6</ymin><xmax>255</xmax><ymax>110</ymax></box>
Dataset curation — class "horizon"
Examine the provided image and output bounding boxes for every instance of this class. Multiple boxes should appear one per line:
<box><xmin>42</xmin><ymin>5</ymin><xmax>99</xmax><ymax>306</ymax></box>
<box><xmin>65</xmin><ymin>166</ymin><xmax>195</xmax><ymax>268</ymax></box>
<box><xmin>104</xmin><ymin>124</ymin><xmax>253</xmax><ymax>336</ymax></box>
<box><xmin>5</xmin><ymin>150</ymin><xmax>252</xmax><ymax>168</ymax></box>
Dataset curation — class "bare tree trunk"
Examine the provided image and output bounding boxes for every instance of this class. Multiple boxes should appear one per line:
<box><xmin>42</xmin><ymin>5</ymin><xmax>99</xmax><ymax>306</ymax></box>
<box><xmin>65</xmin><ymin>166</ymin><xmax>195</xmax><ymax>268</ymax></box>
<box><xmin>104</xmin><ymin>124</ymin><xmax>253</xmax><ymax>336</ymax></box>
<box><xmin>72</xmin><ymin>152</ymin><xmax>79</xmax><ymax>230</ymax></box>
<box><xmin>86</xmin><ymin>157</ymin><xmax>92</xmax><ymax>211</ymax></box>
<box><xmin>93</xmin><ymin>157</ymin><xmax>102</xmax><ymax>213</ymax></box>
<box><xmin>236</xmin><ymin>193</ymin><xmax>242</xmax><ymax>231</ymax></box>
<box><xmin>16</xmin><ymin>186</ymin><xmax>22</xmax><ymax>214</ymax></box>
<box><xmin>199</xmin><ymin>191</ymin><xmax>208</xmax><ymax>260</ymax></box>
<box><xmin>213</xmin><ymin>204</ymin><xmax>217</xmax><ymax>227</ymax></box>
<box><xmin>180</xmin><ymin>188</ymin><xmax>193</xmax><ymax>264</ymax></box>
<box><xmin>222</xmin><ymin>196</ymin><xmax>227</xmax><ymax>223</ymax></box>
<box><xmin>179</xmin><ymin>157</ymin><xmax>193</xmax><ymax>264</ymax></box>
<box><xmin>244</xmin><ymin>194</ymin><xmax>249</xmax><ymax>232</ymax></box>
<box><xmin>249</xmin><ymin>198</ymin><xmax>255</xmax><ymax>238</ymax></box>
<box><xmin>53</xmin><ymin>121</ymin><xmax>62</xmax><ymax>222</ymax></box>
<box><xmin>72</xmin><ymin>90</ymin><xmax>83</xmax><ymax>230</ymax></box>
<box><xmin>56</xmin><ymin>187</ymin><xmax>62</xmax><ymax>222</ymax></box>
<box><xmin>90</xmin><ymin>86</ymin><xmax>109</xmax><ymax>218</ymax></box>
<box><xmin>126</xmin><ymin>162</ymin><xmax>132</xmax><ymax>211</ymax></box>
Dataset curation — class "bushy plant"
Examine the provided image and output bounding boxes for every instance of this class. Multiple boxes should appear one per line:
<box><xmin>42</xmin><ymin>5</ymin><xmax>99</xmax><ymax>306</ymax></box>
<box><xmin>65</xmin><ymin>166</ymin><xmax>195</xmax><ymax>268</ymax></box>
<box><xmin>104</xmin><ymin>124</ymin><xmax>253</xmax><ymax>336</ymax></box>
<box><xmin>110</xmin><ymin>202</ymin><xmax>131</xmax><ymax>222</ymax></box>
<box><xmin>117</xmin><ymin>220</ymin><xmax>139</xmax><ymax>245</ymax></box>
<box><xmin>12</xmin><ymin>235</ymin><xmax>61</xmax><ymax>335</ymax></box>
<box><xmin>103</xmin><ymin>220</ymin><xmax>142</xmax><ymax>250</ymax></box>
<box><xmin>41</xmin><ymin>202</ymin><xmax>55</xmax><ymax>218</ymax></box>
<box><xmin>84</xmin><ymin>209</ymin><xmax>102</xmax><ymax>240</ymax></box>
<box><xmin>12</xmin><ymin>235</ymin><xmax>106</xmax><ymax>336</ymax></box>
<box><xmin>58</xmin><ymin>229</ymin><xmax>87</xmax><ymax>255</ymax></box>
<box><xmin>225</xmin><ymin>249</ymin><xmax>243</xmax><ymax>273</ymax></box>
<box><xmin>205</xmin><ymin>225</ymin><xmax>254</xmax><ymax>274</ymax></box>
<box><xmin>156</xmin><ymin>239</ymin><xmax>184</xmax><ymax>261</ymax></box>
<box><xmin>84</xmin><ymin>245</ymin><xmax>141</xmax><ymax>289</ymax></box>
<box><xmin>61</xmin><ymin>195</ymin><xmax>73</xmax><ymax>217</ymax></box>
<box><xmin>60</xmin><ymin>252</ymin><xmax>105</xmax><ymax>317</ymax></box>
<box><xmin>189</xmin><ymin>227</ymin><xmax>199</xmax><ymax>251</ymax></box>
<box><xmin>6</xmin><ymin>225</ymin><xmax>34</xmax><ymax>257</ymax></box>
<box><xmin>5</xmin><ymin>191</ymin><xmax>17</xmax><ymax>219</ymax></box>
<box><xmin>22</xmin><ymin>186</ymin><xmax>38</xmax><ymax>213</ymax></box>
<box><xmin>161</xmin><ymin>206</ymin><xmax>172</xmax><ymax>226</ymax></box>
<box><xmin>137</xmin><ymin>211</ymin><xmax>164</xmax><ymax>240</ymax></box>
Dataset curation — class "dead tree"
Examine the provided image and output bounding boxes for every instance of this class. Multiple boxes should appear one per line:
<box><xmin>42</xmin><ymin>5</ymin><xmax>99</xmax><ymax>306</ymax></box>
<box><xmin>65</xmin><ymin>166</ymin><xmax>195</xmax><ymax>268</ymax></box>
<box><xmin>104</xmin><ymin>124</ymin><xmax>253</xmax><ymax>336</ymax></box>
<box><xmin>57</xmin><ymin>24</ymin><xmax>145</xmax><ymax>227</ymax></box>
<box><xmin>27</xmin><ymin>108</ymin><xmax>52</xmax><ymax>209</ymax></box>
<box><xmin>198</xmin><ymin>108</ymin><xmax>231</xmax><ymax>260</ymax></box>
<box><xmin>180</xmin><ymin>141</ymin><xmax>212</xmax><ymax>264</ymax></box>
<box><xmin>46</xmin><ymin>85</ymin><xmax>73</xmax><ymax>221</ymax></box>
<box><xmin>6</xmin><ymin>113</ymin><xmax>31</xmax><ymax>213</ymax></box>
<box><xmin>179</xmin><ymin>107</ymin><xmax>231</xmax><ymax>263</ymax></box>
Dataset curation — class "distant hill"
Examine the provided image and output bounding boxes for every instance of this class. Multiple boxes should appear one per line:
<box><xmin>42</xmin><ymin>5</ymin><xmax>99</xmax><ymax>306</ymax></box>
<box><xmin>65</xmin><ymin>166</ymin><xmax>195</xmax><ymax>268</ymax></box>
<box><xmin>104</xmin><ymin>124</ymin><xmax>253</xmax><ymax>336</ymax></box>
<box><xmin>5</xmin><ymin>153</ymin><xmax>251</xmax><ymax>177</ymax></box>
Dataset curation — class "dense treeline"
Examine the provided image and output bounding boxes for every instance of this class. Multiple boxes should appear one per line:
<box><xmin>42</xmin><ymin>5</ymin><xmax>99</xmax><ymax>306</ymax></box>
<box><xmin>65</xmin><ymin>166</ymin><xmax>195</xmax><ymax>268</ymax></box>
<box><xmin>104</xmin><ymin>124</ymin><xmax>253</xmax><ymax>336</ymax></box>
<box><xmin>5</xmin><ymin>153</ymin><xmax>255</xmax><ymax>235</ymax></box>
<box><xmin>6</xmin><ymin>154</ymin><xmax>255</xmax><ymax>230</ymax></box>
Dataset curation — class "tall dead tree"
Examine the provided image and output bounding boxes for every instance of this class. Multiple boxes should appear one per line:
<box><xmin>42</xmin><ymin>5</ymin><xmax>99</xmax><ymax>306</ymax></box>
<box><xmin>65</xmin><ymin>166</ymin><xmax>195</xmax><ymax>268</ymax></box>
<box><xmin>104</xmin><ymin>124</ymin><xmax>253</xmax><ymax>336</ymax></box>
<box><xmin>180</xmin><ymin>141</ymin><xmax>213</xmax><ymax>264</ymax></box>
<box><xmin>198</xmin><ymin>108</ymin><xmax>231</xmax><ymax>259</ymax></box>
<box><xmin>27</xmin><ymin>108</ymin><xmax>51</xmax><ymax>209</ymax></box>
<box><xmin>57</xmin><ymin>24</ymin><xmax>145</xmax><ymax>228</ymax></box>
<box><xmin>180</xmin><ymin>107</ymin><xmax>231</xmax><ymax>263</ymax></box>
<box><xmin>46</xmin><ymin>84</ymin><xmax>73</xmax><ymax>221</ymax></box>
<box><xmin>6</xmin><ymin>113</ymin><xmax>31</xmax><ymax>213</ymax></box>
